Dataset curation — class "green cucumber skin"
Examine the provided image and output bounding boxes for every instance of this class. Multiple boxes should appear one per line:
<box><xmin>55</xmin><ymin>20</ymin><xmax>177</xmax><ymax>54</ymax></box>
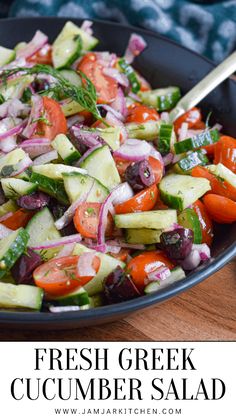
<box><xmin>144</xmin><ymin>267</ymin><xmax>186</xmax><ymax>294</ymax></box>
<box><xmin>0</xmin><ymin>229</ymin><xmax>29</xmax><ymax>279</ymax></box>
<box><xmin>114</xmin><ymin>210</ymin><xmax>177</xmax><ymax>230</ymax></box>
<box><xmin>175</xmin><ymin>151</ymin><xmax>209</xmax><ymax>173</ymax></box>
<box><xmin>51</xmin><ymin>288</ymin><xmax>90</xmax><ymax>306</ymax></box>
<box><xmin>139</xmin><ymin>87</ymin><xmax>181</xmax><ymax>111</ymax></box>
<box><xmin>157</xmin><ymin>90</ymin><xmax>181</xmax><ymax>111</ymax></box>
<box><xmin>178</xmin><ymin>208</ymin><xmax>202</xmax><ymax>244</ymax></box>
<box><xmin>30</xmin><ymin>172</ymin><xmax>69</xmax><ymax>205</ymax></box>
<box><xmin>53</xmin><ymin>35</ymin><xmax>82</xmax><ymax>69</ymax></box>
<box><xmin>0</xmin><ymin>282</ymin><xmax>43</xmax><ymax>310</ymax></box>
<box><xmin>174</xmin><ymin>129</ymin><xmax>219</xmax><ymax>154</ymax></box>
<box><xmin>126</xmin><ymin>121</ymin><xmax>161</xmax><ymax>141</ymax></box>
<box><xmin>118</xmin><ymin>58</ymin><xmax>140</xmax><ymax>93</ymax></box>
<box><xmin>158</xmin><ymin>123</ymin><xmax>175</xmax><ymax>155</ymax></box>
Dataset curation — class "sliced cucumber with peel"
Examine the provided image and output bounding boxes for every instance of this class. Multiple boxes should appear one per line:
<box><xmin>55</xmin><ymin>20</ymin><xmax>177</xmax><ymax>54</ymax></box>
<box><xmin>115</xmin><ymin>210</ymin><xmax>177</xmax><ymax>230</ymax></box>
<box><xmin>50</xmin><ymin>287</ymin><xmax>89</xmax><ymax>307</ymax></box>
<box><xmin>32</xmin><ymin>163</ymin><xmax>85</xmax><ymax>180</ymax></box>
<box><xmin>174</xmin><ymin>150</ymin><xmax>209</xmax><ymax>174</ymax></box>
<box><xmin>0</xmin><ymin>228</ymin><xmax>29</xmax><ymax>279</ymax></box>
<box><xmin>178</xmin><ymin>208</ymin><xmax>202</xmax><ymax>244</ymax></box>
<box><xmin>61</xmin><ymin>99</ymin><xmax>84</xmax><ymax>116</ymax></box>
<box><xmin>125</xmin><ymin>228</ymin><xmax>163</xmax><ymax>244</ymax></box>
<box><xmin>126</xmin><ymin>121</ymin><xmax>161</xmax><ymax>141</ymax></box>
<box><xmin>52</xmin><ymin>21</ymin><xmax>98</xmax><ymax>69</ymax></box>
<box><xmin>0</xmin><ymin>46</ymin><xmax>16</xmax><ymax>66</ymax></box>
<box><xmin>174</xmin><ymin>129</ymin><xmax>219</xmax><ymax>154</ymax></box>
<box><xmin>30</xmin><ymin>172</ymin><xmax>69</xmax><ymax>205</ymax></box>
<box><xmin>73</xmin><ymin>243</ymin><xmax>125</xmax><ymax>295</ymax></box>
<box><xmin>207</xmin><ymin>163</ymin><xmax>236</xmax><ymax>188</ymax></box>
<box><xmin>0</xmin><ymin>148</ymin><xmax>27</xmax><ymax>173</ymax></box>
<box><xmin>0</xmin><ymin>200</ymin><xmax>18</xmax><ymax>217</ymax></box>
<box><xmin>139</xmin><ymin>87</ymin><xmax>181</xmax><ymax>111</ymax></box>
<box><xmin>0</xmin><ymin>282</ymin><xmax>43</xmax><ymax>310</ymax></box>
<box><xmin>118</xmin><ymin>58</ymin><xmax>140</xmax><ymax>93</ymax></box>
<box><xmin>52</xmin><ymin>134</ymin><xmax>81</xmax><ymax>165</ymax></box>
<box><xmin>59</xmin><ymin>69</ymin><xmax>82</xmax><ymax>87</ymax></box>
<box><xmin>26</xmin><ymin>207</ymin><xmax>62</xmax><ymax>261</ymax></box>
<box><xmin>159</xmin><ymin>174</ymin><xmax>211</xmax><ymax>211</ymax></box>
<box><xmin>1</xmin><ymin>178</ymin><xmax>37</xmax><ymax>199</ymax></box>
<box><xmin>158</xmin><ymin>123</ymin><xmax>176</xmax><ymax>154</ymax></box>
<box><xmin>97</xmin><ymin>127</ymin><xmax>121</xmax><ymax>151</ymax></box>
<box><xmin>62</xmin><ymin>172</ymin><xmax>109</xmax><ymax>203</ymax></box>
<box><xmin>80</xmin><ymin>145</ymin><xmax>120</xmax><ymax>190</ymax></box>
<box><xmin>0</xmin><ymin>75</ymin><xmax>34</xmax><ymax>101</ymax></box>
<box><xmin>144</xmin><ymin>267</ymin><xmax>186</xmax><ymax>294</ymax></box>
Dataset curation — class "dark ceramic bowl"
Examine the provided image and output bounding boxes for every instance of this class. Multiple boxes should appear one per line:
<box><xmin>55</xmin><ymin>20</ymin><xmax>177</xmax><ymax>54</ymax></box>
<box><xmin>0</xmin><ymin>17</ymin><xmax>235</xmax><ymax>329</ymax></box>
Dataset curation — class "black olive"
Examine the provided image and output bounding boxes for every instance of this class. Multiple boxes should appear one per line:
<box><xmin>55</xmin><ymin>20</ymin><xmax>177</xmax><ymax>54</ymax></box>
<box><xmin>160</xmin><ymin>228</ymin><xmax>194</xmax><ymax>260</ymax></box>
<box><xmin>11</xmin><ymin>248</ymin><xmax>42</xmax><ymax>285</ymax></box>
<box><xmin>125</xmin><ymin>159</ymin><xmax>155</xmax><ymax>192</ymax></box>
<box><xmin>104</xmin><ymin>266</ymin><xmax>140</xmax><ymax>304</ymax></box>
<box><xmin>17</xmin><ymin>192</ymin><xmax>50</xmax><ymax>210</ymax></box>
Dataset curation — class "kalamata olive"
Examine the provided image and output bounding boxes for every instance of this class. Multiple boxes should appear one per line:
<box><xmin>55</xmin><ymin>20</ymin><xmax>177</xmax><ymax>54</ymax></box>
<box><xmin>11</xmin><ymin>248</ymin><xmax>42</xmax><ymax>285</ymax></box>
<box><xmin>160</xmin><ymin>228</ymin><xmax>194</xmax><ymax>260</ymax></box>
<box><xmin>17</xmin><ymin>192</ymin><xmax>50</xmax><ymax>210</ymax></box>
<box><xmin>48</xmin><ymin>200</ymin><xmax>68</xmax><ymax>220</ymax></box>
<box><xmin>31</xmin><ymin>79</ymin><xmax>51</xmax><ymax>93</ymax></box>
<box><xmin>104</xmin><ymin>266</ymin><xmax>140</xmax><ymax>304</ymax></box>
<box><xmin>125</xmin><ymin>159</ymin><xmax>155</xmax><ymax>192</ymax></box>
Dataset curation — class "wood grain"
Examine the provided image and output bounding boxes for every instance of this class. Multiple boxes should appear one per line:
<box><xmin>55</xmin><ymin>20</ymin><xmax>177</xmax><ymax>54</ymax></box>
<box><xmin>1</xmin><ymin>261</ymin><xmax>235</xmax><ymax>342</ymax></box>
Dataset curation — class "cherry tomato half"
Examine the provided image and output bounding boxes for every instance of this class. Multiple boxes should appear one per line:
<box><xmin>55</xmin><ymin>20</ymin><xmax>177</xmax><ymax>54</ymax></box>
<box><xmin>192</xmin><ymin>200</ymin><xmax>213</xmax><ymax>246</ymax></box>
<box><xmin>126</xmin><ymin>103</ymin><xmax>159</xmax><ymax>124</ymax></box>
<box><xmin>203</xmin><ymin>194</ymin><xmax>236</xmax><ymax>224</ymax></box>
<box><xmin>73</xmin><ymin>202</ymin><xmax>113</xmax><ymax>239</ymax></box>
<box><xmin>115</xmin><ymin>184</ymin><xmax>158</xmax><ymax>214</ymax></box>
<box><xmin>214</xmin><ymin>135</ymin><xmax>236</xmax><ymax>173</ymax></box>
<box><xmin>36</xmin><ymin>96</ymin><xmax>67</xmax><ymax>140</ymax></box>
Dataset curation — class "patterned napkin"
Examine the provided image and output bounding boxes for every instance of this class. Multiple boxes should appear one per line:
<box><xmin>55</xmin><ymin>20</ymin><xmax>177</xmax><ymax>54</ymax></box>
<box><xmin>5</xmin><ymin>0</ymin><xmax>236</xmax><ymax>62</ymax></box>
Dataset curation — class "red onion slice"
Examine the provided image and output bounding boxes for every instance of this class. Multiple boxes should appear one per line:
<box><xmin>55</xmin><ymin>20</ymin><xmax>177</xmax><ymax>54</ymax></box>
<box><xmin>0</xmin><ymin>224</ymin><xmax>12</xmax><ymax>239</ymax></box>
<box><xmin>113</xmin><ymin>138</ymin><xmax>151</xmax><ymax>161</ymax></box>
<box><xmin>16</xmin><ymin>30</ymin><xmax>48</xmax><ymax>60</ymax></box>
<box><xmin>124</xmin><ymin>33</ymin><xmax>147</xmax><ymax>64</ymax></box>
<box><xmin>178</xmin><ymin>122</ymin><xmax>189</xmax><ymax>141</ymax></box>
<box><xmin>55</xmin><ymin>243</ymin><xmax>75</xmax><ymax>258</ymax></box>
<box><xmin>77</xmin><ymin>251</ymin><xmax>96</xmax><ymax>277</ymax></box>
<box><xmin>33</xmin><ymin>150</ymin><xmax>58</xmax><ymax>166</ymax></box>
<box><xmin>112</xmin><ymin>182</ymin><xmax>134</xmax><ymax>205</ymax></box>
<box><xmin>147</xmin><ymin>265</ymin><xmax>171</xmax><ymax>282</ymax></box>
<box><xmin>30</xmin><ymin>234</ymin><xmax>82</xmax><ymax>250</ymax></box>
<box><xmin>181</xmin><ymin>244</ymin><xmax>210</xmax><ymax>270</ymax></box>
<box><xmin>111</xmin><ymin>88</ymin><xmax>128</xmax><ymax>118</ymax></box>
<box><xmin>0</xmin><ymin>212</ymin><xmax>14</xmax><ymax>222</ymax></box>
<box><xmin>103</xmin><ymin>67</ymin><xmax>129</xmax><ymax>88</ymax></box>
<box><xmin>106</xmin><ymin>240</ymin><xmax>145</xmax><ymax>250</ymax></box>
<box><xmin>160</xmin><ymin>112</ymin><xmax>170</xmax><ymax>123</ymax></box>
<box><xmin>0</xmin><ymin>118</ymin><xmax>27</xmax><ymax>141</ymax></box>
<box><xmin>105</xmin><ymin>111</ymin><xmax>128</xmax><ymax>141</ymax></box>
<box><xmin>163</xmin><ymin>152</ymin><xmax>174</xmax><ymax>166</ymax></box>
<box><xmin>81</xmin><ymin>20</ymin><xmax>94</xmax><ymax>36</ymax></box>
<box><xmin>55</xmin><ymin>183</ymin><xmax>94</xmax><ymax>231</ymax></box>
<box><xmin>0</xmin><ymin>137</ymin><xmax>17</xmax><ymax>153</ymax></box>
<box><xmin>67</xmin><ymin>114</ymin><xmax>85</xmax><ymax>128</ymax></box>
<box><xmin>22</xmin><ymin>95</ymin><xmax>43</xmax><ymax>138</ymax></box>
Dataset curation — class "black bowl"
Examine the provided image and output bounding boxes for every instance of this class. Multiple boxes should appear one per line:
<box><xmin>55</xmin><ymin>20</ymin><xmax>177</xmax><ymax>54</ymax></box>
<box><xmin>0</xmin><ymin>17</ymin><xmax>235</xmax><ymax>329</ymax></box>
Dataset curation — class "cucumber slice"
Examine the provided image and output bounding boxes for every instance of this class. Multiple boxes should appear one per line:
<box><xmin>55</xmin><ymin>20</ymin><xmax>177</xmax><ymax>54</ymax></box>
<box><xmin>97</xmin><ymin>127</ymin><xmax>121</xmax><ymax>151</ymax></box>
<box><xmin>174</xmin><ymin>150</ymin><xmax>209</xmax><ymax>174</ymax></box>
<box><xmin>125</xmin><ymin>228</ymin><xmax>163</xmax><ymax>244</ymax></box>
<box><xmin>0</xmin><ymin>228</ymin><xmax>29</xmax><ymax>279</ymax></box>
<box><xmin>59</xmin><ymin>69</ymin><xmax>82</xmax><ymax>87</ymax></box>
<box><xmin>80</xmin><ymin>145</ymin><xmax>120</xmax><ymax>190</ymax></box>
<box><xmin>62</xmin><ymin>172</ymin><xmax>109</xmax><ymax>203</ymax></box>
<box><xmin>73</xmin><ymin>243</ymin><xmax>125</xmax><ymax>295</ymax></box>
<box><xmin>158</xmin><ymin>123</ymin><xmax>176</xmax><ymax>154</ymax></box>
<box><xmin>0</xmin><ymin>46</ymin><xmax>16</xmax><ymax>66</ymax></box>
<box><xmin>53</xmin><ymin>34</ymin><xmax>82</xmax><ymax>69</ymax></box>
<box><xmin>144</xmin><ymin>267</ymin><xmax>186</xmax><ymax>294</ymax></box>
<box><xmin>32</xmin><ymin>163</ymin><xmax>85</xmax><ymax>180</ymax></box>
<box><xmin>52</xmin><ymin>134</ymin><xmax>81</xmax><ymax>165</ymax></box>
<box><xmin>26</xmin><ymin>207</ymin><xmax>61</xmax><ymax>261</ymax></box>
<box><xmin>30</xmin><ymin>172</ymin><xmax>69</xmax><ymax>205</ymax></box>
<box><xmin>0</xmin><ymin>200</ymin><xmax>18</xmax><ymax>217</ymax></box>
<box><xmin>0</xmin><ymin>282</ymin><xmax>43</xmax><ymax>310</ymax></box>
<box><xmin>52</xmin><ymin>21</ymin><xmax>98</xmax><ymax>69</ymax></box>
<box><xmin>61</xmin><ymin>99</ymin><xmax>84</xmax><ymax>116</ymax></box>
<box><xmin>0</xmin><ymin>148</ymin><xmax>27</xmax><ymax>172</ymax></box>
<box><xmin>115</xmin><ymin>210</ymin><xmax>177</xmax><ymax>230</ymax></box>
<box><xmin>0</xmin><ymin>75</ymin><xmax>34</xmax><ymax>101</ymax></box>
<box><xmin>1</xmin><ymin>178</ymin><xmax>37</xmax><ymax>199</ymax></box>
<box><xmin>207</xmin><ymin>163</ymin><xmax>236</xmax><ymax>188</ymax></box>
<box><xmin>118</xmin><ymin>58</ymin><xmax>140</xmax><ymax>93</ymax></box>
<box><xmin>139</xmin><ymin>87</ymin><xmax>181</xmax><ymax>111</ymax></box>
<box><xmin>89</xmin><ymin>293</ymin><xmax>104</xmax><ymax>308</ymax></box>
<box><xmin>178</xmin><ymin>208</ymin><xmax>202</xmax><ymax>244</ymax></box>
<box><xmin>174</xmin><ymin>129</ymin><xmax>219</xmax><ymax>154</ymax></box>
<box><xmin>126</xmin><ymin>121</ymin><xmax>161</xmax><ymax>140</ymax></box>
<box><xmin>159</xmin><ymin>174</ymin><xmax>211</xmax><ymax>211</ymax></box>
<box><xmin>50</xmin><ymin>286</ymin><xmax>89</xmax><ymax>307</ymax></box>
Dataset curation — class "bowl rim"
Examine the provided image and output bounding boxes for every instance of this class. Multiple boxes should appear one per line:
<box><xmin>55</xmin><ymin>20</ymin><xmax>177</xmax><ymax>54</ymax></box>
<box><xmin>0</xmin><ymin>16</ymin><xmax>235</xmax><ymax>326</ymax></box>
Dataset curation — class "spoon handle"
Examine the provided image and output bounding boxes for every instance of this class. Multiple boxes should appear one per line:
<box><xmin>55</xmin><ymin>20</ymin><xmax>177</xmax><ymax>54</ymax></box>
<box><xmin>169</xmin><ymin>51</ymin><xmax>236</xmax><ymax>123</ymax></box>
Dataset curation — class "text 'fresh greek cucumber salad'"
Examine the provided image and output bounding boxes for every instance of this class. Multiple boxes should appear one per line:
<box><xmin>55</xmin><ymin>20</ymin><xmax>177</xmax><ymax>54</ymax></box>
<box><xmin>0</xmin><ymin>21</ymin><xmax>235</xmax><ymax>313</ymax></box>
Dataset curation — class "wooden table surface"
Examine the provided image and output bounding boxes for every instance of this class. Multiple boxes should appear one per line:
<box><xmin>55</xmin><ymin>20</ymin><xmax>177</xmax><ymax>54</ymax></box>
<box><xmin>1</xmin><ymin>260</ymin><xmax>235</xmax><ymax>342</ymax></box>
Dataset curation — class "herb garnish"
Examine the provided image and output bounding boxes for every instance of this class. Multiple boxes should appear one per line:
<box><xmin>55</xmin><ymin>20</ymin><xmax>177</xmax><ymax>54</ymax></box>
<box><xmin>0</xmin><ymin>64</ymin><xmax>102</xmax><ymax>121</ymax></box>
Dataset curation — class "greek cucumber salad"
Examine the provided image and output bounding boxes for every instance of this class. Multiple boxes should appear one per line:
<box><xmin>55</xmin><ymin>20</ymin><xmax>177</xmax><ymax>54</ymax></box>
<box><xmin>0</xmin><ymin>21</ymin><xmax>235</xmax><ymax>313</ymax></box>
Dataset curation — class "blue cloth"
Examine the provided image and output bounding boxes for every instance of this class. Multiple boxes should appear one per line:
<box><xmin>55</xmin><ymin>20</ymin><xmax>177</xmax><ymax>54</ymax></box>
<box><xmin>7</xmin><ymin>0</ymin><xmax>236</xmax><ymax>62</ymax></box>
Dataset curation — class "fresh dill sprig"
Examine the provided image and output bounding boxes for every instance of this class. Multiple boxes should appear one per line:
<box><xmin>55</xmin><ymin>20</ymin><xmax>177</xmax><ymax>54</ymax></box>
<box><xmin>0</xmin><ymin>64</ymin><xmax>102</xmax><ymax>121</ymax></box>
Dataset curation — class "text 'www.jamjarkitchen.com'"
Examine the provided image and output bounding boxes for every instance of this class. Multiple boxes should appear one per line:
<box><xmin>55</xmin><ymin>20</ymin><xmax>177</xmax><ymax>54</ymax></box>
<box><xmin>54</xmin><ymin>407</ymin><xmax>183</xmax><ymax>415</ymax></box>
